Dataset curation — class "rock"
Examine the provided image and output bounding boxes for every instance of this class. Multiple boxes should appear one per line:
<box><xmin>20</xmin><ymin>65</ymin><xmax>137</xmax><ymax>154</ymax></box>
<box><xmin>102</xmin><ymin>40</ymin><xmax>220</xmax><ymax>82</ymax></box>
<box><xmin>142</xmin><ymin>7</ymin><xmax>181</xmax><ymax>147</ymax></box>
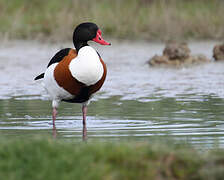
<box><xmin>213</xmin><ymin>44</ymin><xmax>224</xmax><ymax>61</ymax></box>
<box><xmin>163</xmin><ymin>41</ymin><xmax>190</xmax><ymax>60</ymax></box>
<box><xmin>183</xmin><ymin>55</ymin><xmax>210</xmax><ymax>65</ymax></box>
<box><xmin>148</xmin><ymin>42</ymin><xmax>210</xmax><ymax>67</ymax></box>
<box><xmin>149</xmin><ymin>55</ymin><xmax>181</xmax><ymax>67</ymax></box>
<box><xmin>148</xmin><ymin>55</ymin><xmax>168</xmax><ymax>66</ymax></box>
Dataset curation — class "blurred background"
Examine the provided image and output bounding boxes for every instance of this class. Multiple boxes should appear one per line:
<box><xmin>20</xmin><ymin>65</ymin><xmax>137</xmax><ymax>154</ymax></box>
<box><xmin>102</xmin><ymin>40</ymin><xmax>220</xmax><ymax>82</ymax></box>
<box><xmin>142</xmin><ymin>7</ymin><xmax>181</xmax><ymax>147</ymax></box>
<box><xmin>0</xmin><ymin>0</ymin><xmax>223</xmax><ymax>41</ymax></box>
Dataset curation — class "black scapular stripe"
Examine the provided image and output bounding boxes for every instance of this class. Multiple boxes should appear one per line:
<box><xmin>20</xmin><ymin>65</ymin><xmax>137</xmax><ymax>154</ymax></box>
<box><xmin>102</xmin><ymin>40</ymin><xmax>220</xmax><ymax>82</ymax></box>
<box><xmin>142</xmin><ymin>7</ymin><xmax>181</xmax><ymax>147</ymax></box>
<box><xmin>47</xmin><ymin>48</ymin><xmax>71</xmax><ymax>67</ymax></box>
<box><xmin>34</xmin><ymin>48</ymin><xmax>71</xmax><ymax>81</ymax></box>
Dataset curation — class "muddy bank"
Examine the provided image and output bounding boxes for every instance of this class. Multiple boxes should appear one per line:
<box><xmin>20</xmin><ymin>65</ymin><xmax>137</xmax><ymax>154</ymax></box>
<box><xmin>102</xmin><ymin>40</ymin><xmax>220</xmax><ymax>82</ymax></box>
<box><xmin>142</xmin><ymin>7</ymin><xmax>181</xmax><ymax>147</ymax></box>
<box><xmin>148</xmin><ymin>42</ymin><xmax>211</xmax><ymax>67</ymax></box>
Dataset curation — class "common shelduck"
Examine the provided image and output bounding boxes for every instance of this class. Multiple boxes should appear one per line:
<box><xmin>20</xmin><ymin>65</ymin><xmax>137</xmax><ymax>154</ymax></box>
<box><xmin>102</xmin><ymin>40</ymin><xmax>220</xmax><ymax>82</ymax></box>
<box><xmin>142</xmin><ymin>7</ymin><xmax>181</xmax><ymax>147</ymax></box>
<box><xmin>35</xmin><ymin>22</ymin><xmax>110</xmax><ymax>127</ymax></box>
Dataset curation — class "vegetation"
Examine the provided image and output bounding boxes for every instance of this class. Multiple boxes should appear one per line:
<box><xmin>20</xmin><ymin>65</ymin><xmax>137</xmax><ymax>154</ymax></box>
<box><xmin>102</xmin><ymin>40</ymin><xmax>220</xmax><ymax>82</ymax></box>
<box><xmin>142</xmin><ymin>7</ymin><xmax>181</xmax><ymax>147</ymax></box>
<box><xmin>0</xmin><ymin>137</ymin><xmax>224</xmax><ymax>180</ymax></box>
<box><xmin>0</xmin><ymin>0</ymin><xmax>224</xmax><ymax>41</ymax></box>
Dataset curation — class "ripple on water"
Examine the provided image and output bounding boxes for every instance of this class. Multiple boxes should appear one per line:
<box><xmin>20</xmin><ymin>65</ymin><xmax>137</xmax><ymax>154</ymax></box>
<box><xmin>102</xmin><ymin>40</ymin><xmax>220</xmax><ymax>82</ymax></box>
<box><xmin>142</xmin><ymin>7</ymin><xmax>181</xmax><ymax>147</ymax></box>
<box><xmin>0</xmin><ymin>41</ymin><xmax>224</xmax><ymax>148</ymax></box>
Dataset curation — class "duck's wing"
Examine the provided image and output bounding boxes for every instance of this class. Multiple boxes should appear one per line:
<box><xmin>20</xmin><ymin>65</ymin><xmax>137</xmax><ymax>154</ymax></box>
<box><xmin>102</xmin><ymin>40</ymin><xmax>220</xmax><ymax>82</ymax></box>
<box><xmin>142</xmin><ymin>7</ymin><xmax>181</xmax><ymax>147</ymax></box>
<box><xmin>34</xmin><ymin>48</ymin><xmax>71</xmax><ymax>80</ymax></box>
<box><xmin>47</xmin><ymin>48</ymin><xmax>71</xmax><ymax>67</ymax></box>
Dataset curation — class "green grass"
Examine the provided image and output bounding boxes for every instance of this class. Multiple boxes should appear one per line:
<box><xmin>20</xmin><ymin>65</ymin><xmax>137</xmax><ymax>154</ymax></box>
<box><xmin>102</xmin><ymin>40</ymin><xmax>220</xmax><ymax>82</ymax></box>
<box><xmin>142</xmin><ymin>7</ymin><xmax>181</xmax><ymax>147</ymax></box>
<box><xmin>0</xmin><ymin>0</ymin><xmax>224</xmax><ymax>41</ymax></box>
<box><xmin>0</xmin><ymin>137</ymin><xmax>224</xmax><ymax>180</ymax></box>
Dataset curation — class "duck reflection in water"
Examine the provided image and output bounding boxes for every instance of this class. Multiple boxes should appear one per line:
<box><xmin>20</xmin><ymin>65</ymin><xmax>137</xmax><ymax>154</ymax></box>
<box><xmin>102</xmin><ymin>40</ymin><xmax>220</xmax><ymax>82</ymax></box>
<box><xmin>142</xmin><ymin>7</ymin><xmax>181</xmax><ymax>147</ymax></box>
<box><xmin>52</xmin><ymin>123</ymin><xmax>87</xmax><ymax>141</ymax></box>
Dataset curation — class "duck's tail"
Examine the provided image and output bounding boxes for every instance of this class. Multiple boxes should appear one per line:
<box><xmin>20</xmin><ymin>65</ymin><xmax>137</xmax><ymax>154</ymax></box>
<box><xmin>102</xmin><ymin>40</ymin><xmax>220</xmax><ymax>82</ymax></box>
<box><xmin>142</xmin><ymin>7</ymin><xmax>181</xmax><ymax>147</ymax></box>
<box><xmin>34</xmin><ymin>73</ymin><xmax>44</xmax><ymax>80</ymax></box>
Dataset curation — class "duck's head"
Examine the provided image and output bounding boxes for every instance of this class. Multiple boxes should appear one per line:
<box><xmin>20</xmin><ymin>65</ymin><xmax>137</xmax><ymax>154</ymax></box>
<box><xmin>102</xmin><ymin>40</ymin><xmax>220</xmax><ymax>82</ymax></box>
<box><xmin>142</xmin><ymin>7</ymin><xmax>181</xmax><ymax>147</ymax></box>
<box><xmin>73</xmin><ymin>22</ymin><xmax>111</xmax><ymax>51</ymax></box>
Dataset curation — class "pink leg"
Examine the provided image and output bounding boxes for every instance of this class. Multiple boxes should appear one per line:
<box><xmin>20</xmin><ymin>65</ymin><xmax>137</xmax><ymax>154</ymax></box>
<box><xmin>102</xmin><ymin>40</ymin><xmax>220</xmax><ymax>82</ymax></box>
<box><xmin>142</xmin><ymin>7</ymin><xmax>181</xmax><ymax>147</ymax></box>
<box><xmin>82</xmin><ymin>104</ymin><xmax>87</xmax><ymax>141</ymax></box>
<box><xmin>52</xmin><ymin>107</ymin><xmax>57</xmax><ymax>126</ymax></box>
<box><xmin>82</xmin><ymin>105</ymin><xmax>87</xmax><ymax>125</ymax></box>
<box><xmin>52</xmin><ymin>125</ymin><xmax>57</xmax><ymax>139</ymax></box>
<box><xmin>82</xmin><ymin>124</ymin><xmax>87</xmax><ymax>141</ymax></box>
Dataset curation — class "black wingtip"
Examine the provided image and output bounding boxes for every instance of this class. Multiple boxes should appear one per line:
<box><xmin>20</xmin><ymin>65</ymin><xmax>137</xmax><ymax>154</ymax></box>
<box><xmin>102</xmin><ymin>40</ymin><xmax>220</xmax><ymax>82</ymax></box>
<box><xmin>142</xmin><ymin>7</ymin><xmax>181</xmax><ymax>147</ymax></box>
<box><xmin>34</xmin><ymin>73</ymin><xmax>44</xmax><ymax>80</ymax></box>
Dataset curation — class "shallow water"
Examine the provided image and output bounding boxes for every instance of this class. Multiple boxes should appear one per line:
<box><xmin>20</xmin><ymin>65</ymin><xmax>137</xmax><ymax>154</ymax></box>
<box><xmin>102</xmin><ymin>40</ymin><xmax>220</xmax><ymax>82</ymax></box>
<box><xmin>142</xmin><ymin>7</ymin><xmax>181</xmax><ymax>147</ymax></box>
<box><xmin>0</xmin><ymin>40</ymin><xmax>224</xmax><ymax>148</ymax></box>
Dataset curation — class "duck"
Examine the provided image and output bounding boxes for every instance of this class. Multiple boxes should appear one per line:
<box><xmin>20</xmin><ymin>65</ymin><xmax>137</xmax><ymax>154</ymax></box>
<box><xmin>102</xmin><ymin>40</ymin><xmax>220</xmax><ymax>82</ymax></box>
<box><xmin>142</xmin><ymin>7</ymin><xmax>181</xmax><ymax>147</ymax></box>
<box><xmin>34</xmin><ymin>22</ymin><xmax>111</xmax><ymax>127</ymax></box>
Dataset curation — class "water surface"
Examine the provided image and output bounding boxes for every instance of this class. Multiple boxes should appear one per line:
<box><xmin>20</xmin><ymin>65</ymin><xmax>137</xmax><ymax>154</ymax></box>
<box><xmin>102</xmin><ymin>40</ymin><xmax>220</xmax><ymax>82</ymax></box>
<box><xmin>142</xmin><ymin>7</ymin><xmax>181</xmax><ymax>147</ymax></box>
<box><xmin>0</xmin><ymin>40</ymin><xmax>223</xmax><ymax>148</ymax></box>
